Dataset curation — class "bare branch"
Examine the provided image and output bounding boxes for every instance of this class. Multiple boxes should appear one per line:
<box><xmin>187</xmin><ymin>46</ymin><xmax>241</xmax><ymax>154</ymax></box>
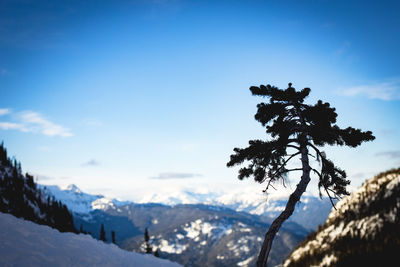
<box><xmin>311</xmin><ymin>168</ymin><xmax>322</xmax><ymax>177</ymax></box>
<box><xmin>287</xmin><ymin>144</ymin><xmax>300</xmax><ymax>150</ymax></box>
<box><xmin>307</xmin><ymin>142</ymin><xmax>324</xmax><ymax>159</ymax></box>
<box><xmin>265</xmin><ymin>152</ymin><xmax>301</xmax><ymax>184</ymax></box>
<box><xmin>286</xmin><ymin>168</ymin><xmax>303</xmax><ymax>172</ymax></box>
<box><xmin>263</xmin><ymin>178</ymin><xmax>277</xmax><ymax>192</ymax></box>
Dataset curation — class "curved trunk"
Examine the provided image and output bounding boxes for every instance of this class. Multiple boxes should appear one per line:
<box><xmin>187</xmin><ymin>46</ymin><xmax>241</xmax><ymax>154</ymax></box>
<box><xmin>256</xmin><ymin>144</ymin><xmax>311</xmax><ymax>267</ymax></box>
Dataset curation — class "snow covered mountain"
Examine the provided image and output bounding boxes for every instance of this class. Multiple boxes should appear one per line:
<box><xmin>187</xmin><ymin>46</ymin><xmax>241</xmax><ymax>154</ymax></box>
<box><xmin>39</xmin><ymin>184</ymin><xmax>130</xmax><ymax>214</ymax></box>
<box><xmin>0</xmin><ymin>212</ymin><xmax>181</xmax><ymax>267</ymax></box>
<box><xmin>42</xmin><ymin>183</ymin><xmax>332</xmax><ymax>231</ymax></box>
<box><xmin>282</xmin><ymin>168</ymin><xmax>400</xmax><ymax>267</ymax></box>
<box><xmin>141</xmin><ymin>187</ymin><xmax>333</xmax><ymax>230</ymax></box>
<box><xmin>41</xmin><ymin>184</ymin><xmax>309</xmax><ymax>266</ymax></box>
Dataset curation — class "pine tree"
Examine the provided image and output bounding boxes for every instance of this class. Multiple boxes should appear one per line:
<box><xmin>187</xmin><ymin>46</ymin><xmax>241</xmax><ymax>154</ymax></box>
<box><xmin>100</xmin><ymin>223</ymin><xmax>106</xmax><ymax>242</ymax></box>
<box><xmin>111</xmin><ymin>230</ymin><xmax>116</xmax><ymax>244</ymax></box>
<box><xmin>227</xmin><ymin>83</ymin><xmax>375</xmax><ymax>267</ymax></box>
<box><xmin>144</xmin><ymin>228</ymin><xmax>152</xmax><ymax>254</ymax></box>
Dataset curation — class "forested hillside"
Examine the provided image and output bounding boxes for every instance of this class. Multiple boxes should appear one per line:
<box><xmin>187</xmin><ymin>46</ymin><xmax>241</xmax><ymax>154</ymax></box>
<box><xmin>282</xmin><ymin>168</ymin><xmax>400</xmax><ymax>267</ymax></box>
<box><xmin>0</xmin><ymin>143</ymin><xmax>76</xmax><ymax>233</ymax></box>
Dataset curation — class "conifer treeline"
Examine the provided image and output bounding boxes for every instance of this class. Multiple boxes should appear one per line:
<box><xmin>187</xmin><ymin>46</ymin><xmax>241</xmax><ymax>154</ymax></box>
<box><xmin>98</xmin><ymin>223</ymin><xmax>117</xmax><ymax>244</ymax></box>
<box><xmin>0</xmin><ymin>142</ymin><xmax>77</xmax><ymax>233</ymax></box>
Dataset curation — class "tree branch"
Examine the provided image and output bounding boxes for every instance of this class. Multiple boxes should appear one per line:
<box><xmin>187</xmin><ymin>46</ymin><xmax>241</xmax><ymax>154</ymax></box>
<box><xmin>286</xmin><ymin>168</ymin><xmax>303</xmax><ymax>172</ymax></box>
<box><xmin>263</xmin><ymin>178</ymin><xmax>277</xmax><ymax>192</ymax></box>
<box><xmin>268</xmin><ymin>152</ymin><xmax>301</xmax><ymax>181</ymax></box>
<box><xmin>287</xmin><ymin>144</ymin><xmax>300</xmax><ymax>150</ymax></box>
<box><xmin>307</xmin><ymin>142</ymin><xmax>324</xmax><ymax>159</ymax></box>
<box><xmin>311</xmin><ymin>168</ymin><xmax>337</xmax><ymax>209</ymax></box>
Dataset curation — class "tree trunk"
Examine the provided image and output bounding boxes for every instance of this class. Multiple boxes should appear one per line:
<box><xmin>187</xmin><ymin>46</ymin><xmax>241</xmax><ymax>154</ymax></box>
<box><xmin>256</xmin><ymin>144</ymin><xmax>311</xmax><ymax>267</ymax></box>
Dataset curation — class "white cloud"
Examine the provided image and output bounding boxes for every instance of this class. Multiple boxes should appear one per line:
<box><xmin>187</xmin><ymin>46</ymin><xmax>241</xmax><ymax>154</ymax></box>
<box><xmin>0</xmin><ymin>109</ymin><xmax>73</xmax><ymax>137</ymax></box>
<box><xmin>0</xmin><ymin>122</ymin><xmax>25</xmax><ymax>131</ymax></box>
<box><xmin>150</xmin><ymin>172</ymin><xmax>202</xmax><ymax>179</ymax></box>
<box><xmin>19</xmin><ymin>111</ymin><xmax>73</xmax><ymax>137</ymax></box>
<box><xmin>337</xmin><ymin>78</ymin><xmax>400</xmax><ymax>101</ymax></box>
<box><xmin>0</xmin><ymin>109</ymin><xmax>11</xmax><ymax>116</ymax></box>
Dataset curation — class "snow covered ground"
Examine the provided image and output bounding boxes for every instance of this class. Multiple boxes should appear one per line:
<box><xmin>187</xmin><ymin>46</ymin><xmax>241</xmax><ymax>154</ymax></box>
<box><xmin>0</xmin><ymin>212</ymin><xmax>181</xmax><ymax>267</ymax></box>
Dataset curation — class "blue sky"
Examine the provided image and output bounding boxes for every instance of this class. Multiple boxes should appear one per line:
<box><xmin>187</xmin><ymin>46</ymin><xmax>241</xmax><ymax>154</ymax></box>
<box><xmin>1</xmin><ymin>0</ymin><xmax>399</xmax><ymax>200</ymax></box>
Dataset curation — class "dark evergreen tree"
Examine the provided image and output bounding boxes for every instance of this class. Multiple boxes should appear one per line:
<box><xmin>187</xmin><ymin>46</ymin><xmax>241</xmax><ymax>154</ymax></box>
<box><xmin>144</xmin><ymin>228</ymin><xmax>152</xmax><ymax>254</ymax></box>
<box><xmin>100</xmin><ymin>223</ymin><xmax>106</xmax><ymax>242</ymax></box>
<box><xmin>227</xmin><ymin>83</ymin><xmax>375</xmax><ymax>267</ymax></box>
<box><xmin>111</xmin><ymin>230</ymin><xmax>116</xmax><ymax>244</ymax></box>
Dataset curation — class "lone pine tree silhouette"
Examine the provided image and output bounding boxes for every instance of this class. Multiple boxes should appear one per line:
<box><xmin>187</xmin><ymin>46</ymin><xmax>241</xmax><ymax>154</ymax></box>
<box><xmin>227</xmin><ymin>83</ymin><xmax>375</xmax><ymax>267</ymax></box>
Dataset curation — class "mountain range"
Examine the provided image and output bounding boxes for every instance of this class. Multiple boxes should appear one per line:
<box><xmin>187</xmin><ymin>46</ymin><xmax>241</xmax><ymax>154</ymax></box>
<box><xmin>40</xmin><ymin>183</ymin><xmax>333</xmax><ymax>266</ymax></box>
<box><xmin>41</xmin><ymin>183</ymin><xmax>333</xmax><ymax>231</ymax></box>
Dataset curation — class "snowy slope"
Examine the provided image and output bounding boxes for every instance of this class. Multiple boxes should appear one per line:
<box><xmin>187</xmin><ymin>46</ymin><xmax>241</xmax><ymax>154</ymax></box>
<box><xmin>0</xmin><ymin>212</ymin><xmax>181</xmax><ymax>267</ymax></box>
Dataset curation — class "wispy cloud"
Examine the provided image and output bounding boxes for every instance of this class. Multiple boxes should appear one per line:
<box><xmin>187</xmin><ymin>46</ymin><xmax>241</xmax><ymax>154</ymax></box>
<box><xmin>375</xmin><ymin>150</ymin><xmax>400</xmax><ymax>159</ymax></box>
<box><xmin>0</xmin><ymin>109</ymin><xmax>73</xmax><ymax>137</ymax></box>
<box><xmin>337</xmin><ymin>78</ymin><xmax>400</xmax><ymax>101</ymax></box>
<box><xmin>150</xmin><ymin>172</ymin><xmax>202</xmax><ymax>179</ymax></box>
<box><xmin>81</xmin><ymin>159</ymin><xmax>100</xmax><ymax>167</ymax></box>
<box><xmin>35</xmin><ymin>174</ymin><xmax>55</xmax><ymax>181</ymax></box>
<box><xmin>35</xmin><ymin>174</ymin><xmax>70</xmax><ymax>181</ymax></box>
<box><xmin>0</xmin><ymin>108</ymin><xmax>11</xmax><ymax>116</ymax></box>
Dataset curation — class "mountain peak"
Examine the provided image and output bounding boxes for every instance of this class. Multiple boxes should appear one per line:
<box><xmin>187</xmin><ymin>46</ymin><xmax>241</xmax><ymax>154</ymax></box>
<box><xmin>65</xmin><ymin>184</ymin><xmax>82</xmax><ymax>193</ymax></box>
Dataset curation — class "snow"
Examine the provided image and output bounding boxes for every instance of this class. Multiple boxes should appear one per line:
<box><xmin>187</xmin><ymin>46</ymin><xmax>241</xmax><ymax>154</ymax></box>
<box><xmin>183</xmin><ymin>219</ymin><xmax>215</xmax><ymax>239</ymax></box>
<box><xmin>183</xmin><ymin>219</ymin><xmax>233</xmax><ymax>241</ymax></box>
<box><xmin>154</xmin><ymin>240</ymin><xmax>187</xmax><ymax>254</ymax></box>
<box><xmin>38</xmin><ymin>184</ymin><xmax>130</xmax><ymax>214</ymax></box>
<box><xmin>237</xmin><ymin>255</ymin><xmax>255</xmax><ymax>267</ymax></box>
<box><xmin>0</xmin><ymin>212</ymin><xmax>182</xmax><ymax>267</ymax></box>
